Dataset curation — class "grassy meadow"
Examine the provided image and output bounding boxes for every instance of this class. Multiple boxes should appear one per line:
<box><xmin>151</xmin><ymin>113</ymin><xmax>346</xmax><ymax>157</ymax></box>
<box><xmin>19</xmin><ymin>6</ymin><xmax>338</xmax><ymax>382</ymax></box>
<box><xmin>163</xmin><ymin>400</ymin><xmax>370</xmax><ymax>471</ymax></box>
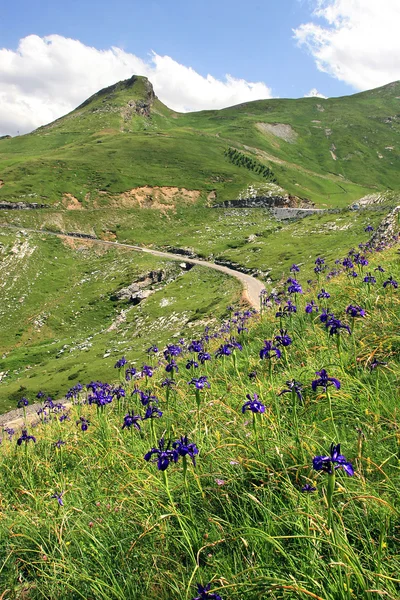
<box><xmin>0</xmin><ymin>221</ymin><xmax>398</xmax><ymax>599</ymax></box>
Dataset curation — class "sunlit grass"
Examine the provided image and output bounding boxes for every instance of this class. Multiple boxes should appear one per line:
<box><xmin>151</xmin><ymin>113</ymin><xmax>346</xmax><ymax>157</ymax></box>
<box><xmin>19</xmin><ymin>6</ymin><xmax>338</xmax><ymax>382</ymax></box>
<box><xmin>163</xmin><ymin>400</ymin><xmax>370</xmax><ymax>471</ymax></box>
<box><xmin>0</xmin><ymin>232</ymin><xmax>398</xmax><ymax>598</ymax></box>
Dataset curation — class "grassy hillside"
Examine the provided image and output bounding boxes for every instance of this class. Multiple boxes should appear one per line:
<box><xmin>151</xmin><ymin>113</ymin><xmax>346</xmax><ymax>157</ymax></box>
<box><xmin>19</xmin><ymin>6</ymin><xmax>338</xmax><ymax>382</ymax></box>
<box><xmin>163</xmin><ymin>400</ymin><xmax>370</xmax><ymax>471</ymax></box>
<box><xmin>0</xmin><ymin>225</ymin><xmax>398</xmax><ymax>599</ymax></box>
<box><xmin>1</xmin><ymin>77</ymin><xmax>400</xmax><ymax>206</ymax></box>
<box><xmin>0</xmin><ymin>202</ymin><xmax>391</xmax><ymax>279</ymax></box>
<box><xmin>0</xmin><ymin>230</ymin><xmax>241</xmax><ymax>412</ymax></box>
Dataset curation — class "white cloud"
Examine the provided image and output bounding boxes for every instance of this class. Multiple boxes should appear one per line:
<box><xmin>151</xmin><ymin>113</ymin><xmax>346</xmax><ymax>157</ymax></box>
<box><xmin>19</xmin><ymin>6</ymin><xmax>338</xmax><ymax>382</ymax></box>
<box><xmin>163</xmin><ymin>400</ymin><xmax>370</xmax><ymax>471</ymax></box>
<box><xmin>0</xmin><ymin>34</ymin><xmax>273</xmax><ymax>136</ymax></box>
<box><xmin>294</xmin><ymin>0</ymin><xmax>400</xmax><ymax>91</ymax></box>
<box><xmin>304</xmin><ymin>88</ymin><xmax>327</xmax><ymax>98</ymax></box>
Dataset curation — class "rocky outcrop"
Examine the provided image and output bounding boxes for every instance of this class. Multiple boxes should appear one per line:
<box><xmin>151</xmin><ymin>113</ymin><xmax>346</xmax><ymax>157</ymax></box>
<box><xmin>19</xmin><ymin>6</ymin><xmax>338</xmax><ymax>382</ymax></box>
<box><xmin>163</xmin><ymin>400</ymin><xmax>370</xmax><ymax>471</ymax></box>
<box><xmin>213</xmin><ymin>195</ymin><xmax>312</xmax><ymax>209</ymax></box>
<box><xmin>0</xmin><ymin>201</ymin><xmax>48</xmax><ymax>210</ymax></box>
<box><xmin>112</xmin><ymin>269</ymin><xmax>167</xmax><ymax>303</ymax></box>
<box><xmin>369</xmin><ymin>205</ymin><xmax>400</xmax><ymax>246</ymax></box>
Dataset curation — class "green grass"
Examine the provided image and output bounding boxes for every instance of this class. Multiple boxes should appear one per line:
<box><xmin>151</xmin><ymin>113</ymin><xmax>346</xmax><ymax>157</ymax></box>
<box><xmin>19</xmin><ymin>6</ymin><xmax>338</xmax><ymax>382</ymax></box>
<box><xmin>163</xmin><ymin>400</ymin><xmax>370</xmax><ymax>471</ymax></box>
<box><xmin>0</xmin><ymin>230</ymin><xmax>241</xmax><ymax>413</ymax></box>
<box><xmin>1</xmin><ymin>76</ymin><xmax>400</xmax><ymax>207</ymax></box>
<box><xmin>0</xmin><ymin>231</ymin><xmax>398</xmax><ymax>599</ymax></box>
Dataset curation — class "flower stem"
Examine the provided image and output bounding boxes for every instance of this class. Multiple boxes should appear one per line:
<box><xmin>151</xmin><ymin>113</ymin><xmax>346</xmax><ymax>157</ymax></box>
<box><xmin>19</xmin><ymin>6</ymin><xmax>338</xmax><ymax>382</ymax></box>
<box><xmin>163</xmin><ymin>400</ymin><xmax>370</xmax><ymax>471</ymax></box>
<box><xmin>327</xmin><ymin>470</ymin><xmax>335</xmax><ymax>530</ymax></box>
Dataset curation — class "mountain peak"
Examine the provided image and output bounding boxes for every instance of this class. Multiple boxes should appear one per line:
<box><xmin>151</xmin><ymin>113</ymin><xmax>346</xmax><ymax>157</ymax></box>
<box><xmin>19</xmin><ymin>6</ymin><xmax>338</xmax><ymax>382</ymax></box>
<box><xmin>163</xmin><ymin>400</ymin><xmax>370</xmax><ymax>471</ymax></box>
<box><xmin>36</xmin><ymin>75</ymin><xmax>159</xmax><ymax>134</ymax></box>
<box><xmin>77</xmin><ymin>75</ymin><xmax>156</xmax><ymax>112</ymax></box>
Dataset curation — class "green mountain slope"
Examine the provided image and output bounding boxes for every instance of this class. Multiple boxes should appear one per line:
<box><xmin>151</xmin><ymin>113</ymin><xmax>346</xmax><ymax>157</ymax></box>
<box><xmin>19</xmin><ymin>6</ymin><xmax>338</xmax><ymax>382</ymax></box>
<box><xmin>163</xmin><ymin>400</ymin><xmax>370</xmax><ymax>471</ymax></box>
<box><xmin>1</xmin><ymin>77</ymin><xmax>400</xmax><ymax>206</ymax></box>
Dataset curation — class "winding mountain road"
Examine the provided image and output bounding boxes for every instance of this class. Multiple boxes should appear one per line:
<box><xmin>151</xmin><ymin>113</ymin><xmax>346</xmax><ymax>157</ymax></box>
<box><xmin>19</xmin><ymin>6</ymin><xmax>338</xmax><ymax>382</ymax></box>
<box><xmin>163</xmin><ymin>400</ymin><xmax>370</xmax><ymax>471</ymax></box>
<box><xmin>0</xmin><ymin>225</ymin><xmax>265</xmax><ymax>428</ymax></box>
<box><xmin>0</xmin><ymin>225</ymin><xmax>265</xmax><ymax>309</ymax></box>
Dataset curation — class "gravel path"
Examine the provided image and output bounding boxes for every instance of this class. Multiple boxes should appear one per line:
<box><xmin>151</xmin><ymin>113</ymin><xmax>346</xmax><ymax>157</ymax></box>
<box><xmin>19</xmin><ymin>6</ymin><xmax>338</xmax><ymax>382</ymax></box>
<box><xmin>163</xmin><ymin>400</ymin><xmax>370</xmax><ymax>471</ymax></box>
<box><xmin>0</xmin><ymin>225</ymin><xmax>265</xmax><ymax>308</ymax></box>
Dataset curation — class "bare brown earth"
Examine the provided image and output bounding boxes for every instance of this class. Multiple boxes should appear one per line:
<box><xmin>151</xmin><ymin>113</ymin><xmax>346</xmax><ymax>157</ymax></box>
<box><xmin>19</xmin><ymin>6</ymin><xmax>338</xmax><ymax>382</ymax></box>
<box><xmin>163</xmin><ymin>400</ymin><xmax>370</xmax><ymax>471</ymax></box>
<box><xmin>62</xmin><ymin>193</ymin><xmax>84</xmax><ymax>210</ymax></box>
<box><xmin>106</xmin><ymin>186</ymin><xmax>201</xmax><ymax>209</ymax></box>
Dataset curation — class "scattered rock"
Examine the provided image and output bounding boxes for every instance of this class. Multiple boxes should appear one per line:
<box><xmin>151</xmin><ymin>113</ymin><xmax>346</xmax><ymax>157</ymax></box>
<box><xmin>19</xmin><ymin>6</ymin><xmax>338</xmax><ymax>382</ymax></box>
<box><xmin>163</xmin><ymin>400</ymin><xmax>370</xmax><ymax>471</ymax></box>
<box><xmin>256</xmin><ymin>122</ymin><xmax>298</xmax><ymax>143</ymax></box>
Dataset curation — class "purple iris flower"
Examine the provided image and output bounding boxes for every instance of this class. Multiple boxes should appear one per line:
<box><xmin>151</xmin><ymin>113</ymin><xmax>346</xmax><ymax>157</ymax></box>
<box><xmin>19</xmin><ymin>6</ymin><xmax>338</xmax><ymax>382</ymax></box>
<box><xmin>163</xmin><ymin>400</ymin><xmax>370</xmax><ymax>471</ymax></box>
<box><xmin>313</xmin><ymin>443</ymin><xmax>354</xmax><ymax>476</ymax></box>
<box><xmin>305</xmin><ymin>300</ymin><xmax>319</xmax><ymax>314</ymax></box>
<box><xmin>284</xmin><ymin>300</ymin><xmax>297</xmax><ymax>314</ymax></box>
<box><xmin>134</xmin><ymin>389</ymin><xmax>158</xmax><ymax>406</ymax></box>
<box><xmin>198</xmin><ymin>351</ymin><xmax>211</xmax><ymax>364</ymax></box>
<box><xmin>189</xmin><ymin>376</ymin><xmax>210</xmax><ymax>390</ymax></box>
<box><xmin>113</xmin><ymin>386</ymin><xmax>126</xmax><ymax>400</ymax></box>
<box><xmin>141</xmin><ymin>365</ymin><xmax>153</xmax><ymax>378</ymax></box>
<box><xmin>278</xmin><ymin>379</ymin><xmax>303</xmax><ymax>401</ymax></box>
<box><xmin>186</xmin><ymin>359</ymin><xmax>199</xmax><ymax>369</ymax></box>
<box><xmin>315</xmin><ymin>257</ymin><xmax>325</xmax><ymax>266</ymax></box>
<box><xmin>259</xmin><ymin>340</ymin><xmax>281</xmax><ymax>360</ymax></box>
<box><xmin>172</xmin><ymin>436</ymin><xmax>199</xmax><ymax>466</ymax></box>
<box><xmin>165</xmin><ymin>359</ymin><xmax>179</xmax><ymax>374</ymax></box>
<box><xmin>161</xmin><ymin>378</ymin><xmax>176</xmax><ymax>387</ymax></box>
<box><xmin>374</xmin><ymin>265</ymin><xmax>385</xmax><ymax>272</ymax></box>
<box><xmin>383</xmin><ymin>276</ymin><xmax>398</xmax><ymax>289</ymax></box>
<box><xmin>87</xmin><ymin>382</ymin><xmax>113</xmax><ymax>406</ymax></box>
<box><xmin>122</xmin><ymin>412</ymin><xmax>142</xmax><ymax>430</ymax></box>
<box><xmin>290</xmin><ymin>264</ymin><xmax>300</xmax><ymax>273</ymax></box>
<box><xmin>36</xmin><ymin>391</ymin><xmax>45</xmax><ymax>399</ymax></box>
<box><xmin>288</xmin><ymin>281</ymin><xmax>303</xmax><ymax>294</ymax></box>
<box><xmin>350</xmin><ymin>271</ymin><xmax>358</xmax><ymax>278</ymax></box>
<box><xmin>59</xmin><ymin>414</ymin><xmax>70</xmax><ymax>422</ymax></box>
<box><xmin>326</xmin><ymin>317</ymin><xmax>351</xmax><ymax>336</ymax></box>
<box><xmin>274</xmin><ymin>329</ymin><xmax>292</xmax><ymax>347</ymax></box>
<box><xmin>76</xmin><ymin>417</ymin><xmax>89</xmax><ymax>431</ymax></box>
<box><xmin>192</xmin><ymin>583</ymin><xmax>222</xmax><ymax>600</ymax></box>
<box><xmin>53</xmin><ymin>439</ymin><xmax>66</xmax><ymax>448</ymax></box>
<box><xmin>301</xmin><ymin>484</ymin><xmax>317</xmax><ymax>493</ymax></box>
<box><xmin>363</xmin><ymin>273</ymin><xmax>376</xmax><ymax>284</ymax></box>
<box><xmin>319</xmin><ymin>308</ymin><xmax>335</xmax><ymax>324</ymax></box>
<box><xmin>144</xmin><ymin>438</ymin><xmax>179</xmax><ymax>471</ymax></box>
<box><xmin>188</xmin><ymin>340</ymin><xmax>203</xmax><ymax>352</ymax></box>
<box><xmin>215</xmin><ymin>344</ymin><xmax>232</xmax><ymax>357</ymax></box>
<box><xmin>312</xmin><ymin>369</ymin><xmax>341</xmax><ymax>392</ymax></box>
<box><xmin>51</xmin><ymin>491</ymin><xmax>65</xmax><ymax>506</ymax></box>
<box><xmin>65</xmin><ymin>383</ymin><xmax>83</xmax><ymax>400</ymax></box>
<box><xmin>242</xmin><ymin>393</ymin><xmax>265</xmax><ymax>414</ymax></box>
<box><xmin>365</xmin><ymin>225</ymin><xmax>374</xmax><ymax>232</ymax></box>
<box><xmin>342</xmin><ymin>257</ymin><xmax>354</xmax><ymax>269</ymax></box>
<box><xmin>143</xmin><ymin>405</ymin><xmax>163</xmax><ymax>420</ymax></box>
<box><xmin>146</xmin><ymin>345</ymin><xmax>159</xmax><ymax>354</ymax></box>
<box><xmin>229</xmin><ymin>337</ymin><xmax>243</xmax><ymax>351</ymax></box>
<box><xmin>369</xmin><ymin>358</ymin><xmax>387</xmax><ymax>370</ymax></box>
<box><xmin>317</xmin><ymin>289</ymin><xmax>330</xmax><ymax>300</ymax></box>
<box><xmin>125</xmin><ymin>367</ymin><xmax>137</xmax><ymax>382</ymax></box>
<box><xmin>114</xmin><ymin>357</ymin><xmax>127</xmax><ymax>369</ymax></box>
<box><xmin>3</xmin><ymin>427</ymin><xmax>15</xmax><ymax>441</ymax></box>
<box><xmin>346</xmin><ymin>305</ymin><xmax>365</xmax><ymax>318</ymax></box>
<box><xmin>276</xmin><ymin>300</ymin><xmax>297</xmax><ymax>317</ymax></box>
<box><xmin>17</xmin><ymin>429</ymin><xmax>36</xmax><ymax>445</ymax></box>
<box><xmin>17</xmin><ymin>397</ymin><xmax>29</xmax><ymax>408</ymax></box>
<box><xmin>45</xmin><ymin>397</ymin><xmax>55</xmax><ymax>409</ymax></box>
<box><xmin>163</xmin><ymin>344</ymin><xmax>182</xmax><ymax>360</ymax></box>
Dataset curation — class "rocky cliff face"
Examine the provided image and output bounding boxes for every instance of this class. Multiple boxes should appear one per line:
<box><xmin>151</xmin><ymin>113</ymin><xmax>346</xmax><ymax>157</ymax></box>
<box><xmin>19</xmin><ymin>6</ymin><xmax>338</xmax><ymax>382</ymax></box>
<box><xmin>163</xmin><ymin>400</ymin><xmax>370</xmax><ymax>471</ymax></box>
<box><xmin>370</xmin><ymin>205</ymin><xmax>400</xmax><ymax>246</ymax></box>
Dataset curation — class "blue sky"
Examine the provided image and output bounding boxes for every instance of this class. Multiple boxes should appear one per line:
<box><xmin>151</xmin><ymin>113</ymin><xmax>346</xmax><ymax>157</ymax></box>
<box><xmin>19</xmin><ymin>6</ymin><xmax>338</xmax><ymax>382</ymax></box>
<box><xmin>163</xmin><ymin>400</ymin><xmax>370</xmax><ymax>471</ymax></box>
<box><xmin>1</xmin><ymin>0</ymin><xmax>353</xmax><ymax>98</ymax></box>
<box><xmin>1</xmin><ymin>0</ymin><xmax>400</xmax><ymax>134</ymax></box>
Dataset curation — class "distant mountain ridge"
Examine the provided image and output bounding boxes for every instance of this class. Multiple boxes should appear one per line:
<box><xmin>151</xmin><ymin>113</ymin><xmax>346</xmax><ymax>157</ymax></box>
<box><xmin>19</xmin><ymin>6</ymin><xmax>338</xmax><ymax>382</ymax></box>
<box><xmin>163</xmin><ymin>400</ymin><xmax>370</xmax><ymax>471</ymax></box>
<box><xmin>1</xmin><ymin>76</ymin><xmax>400</xmax><ymax>207</ymax></box>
